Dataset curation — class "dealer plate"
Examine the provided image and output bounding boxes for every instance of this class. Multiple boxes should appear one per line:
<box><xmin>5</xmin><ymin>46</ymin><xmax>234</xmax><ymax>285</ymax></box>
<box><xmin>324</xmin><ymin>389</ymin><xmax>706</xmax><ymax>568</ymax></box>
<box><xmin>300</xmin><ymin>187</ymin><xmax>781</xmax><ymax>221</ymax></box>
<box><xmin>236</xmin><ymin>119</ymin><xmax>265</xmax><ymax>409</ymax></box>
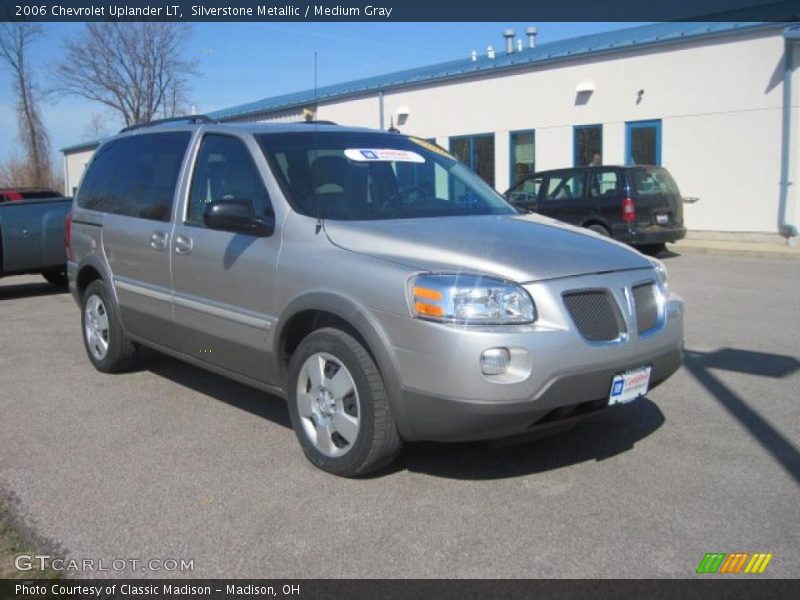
<box><xmin>608</xmin><ymin>366</ymin><xmax>652</xmax><ymax>405</ymax></box>
<box><xmin>656</xmin><ymin>214</ymin><xmax>669</xmax><ymax>224</ymax></box>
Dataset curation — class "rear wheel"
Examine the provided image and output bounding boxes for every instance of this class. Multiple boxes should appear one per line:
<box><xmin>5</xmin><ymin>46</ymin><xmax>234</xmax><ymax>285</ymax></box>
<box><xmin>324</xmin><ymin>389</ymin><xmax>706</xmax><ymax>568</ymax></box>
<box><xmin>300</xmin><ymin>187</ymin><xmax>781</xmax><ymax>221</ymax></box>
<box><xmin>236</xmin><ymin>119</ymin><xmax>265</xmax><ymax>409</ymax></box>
<box><xmin>81</xmin><ymin>280</ymin><xmax>138</xmax><ymax>373</ymax></box>
<box><xmin>42</xmin><ymin>268</ymin><xmax>67</xmax><ymax>287</ymax></box>
<box><xmin>287</xmin><ymin>328</ymin><xmax>402</xmax><ymax>477</ymax></box>
<box><xmin>586</xmin><ymin>223</ymin><xmax>611</xmax><ymax>237</ymax></box>
<box><xmin>638</xmin><ymin>243</ymin><xmax>667</xmax><ymax>256</ymax></box>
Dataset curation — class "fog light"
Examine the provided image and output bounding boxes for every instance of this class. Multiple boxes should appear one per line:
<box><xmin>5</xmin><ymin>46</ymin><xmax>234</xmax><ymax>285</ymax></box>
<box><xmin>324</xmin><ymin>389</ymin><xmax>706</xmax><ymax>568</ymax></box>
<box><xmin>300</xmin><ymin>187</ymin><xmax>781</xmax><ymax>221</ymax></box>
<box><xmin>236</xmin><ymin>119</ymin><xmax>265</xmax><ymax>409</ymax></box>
<box><xmin>481</xmin><ymin>348</ymin><xmax>511</xmax><ymax>376</ymax></box>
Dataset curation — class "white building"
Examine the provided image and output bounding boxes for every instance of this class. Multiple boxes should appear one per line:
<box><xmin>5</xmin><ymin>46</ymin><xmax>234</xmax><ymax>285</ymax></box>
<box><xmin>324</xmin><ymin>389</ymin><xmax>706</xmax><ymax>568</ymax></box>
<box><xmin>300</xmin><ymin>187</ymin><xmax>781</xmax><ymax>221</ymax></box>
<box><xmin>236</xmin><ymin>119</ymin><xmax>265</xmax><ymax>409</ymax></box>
<box><xmin>62</xmin><ymin>21</ymin><xmax>800</xmax><ymax>243</ymax></box>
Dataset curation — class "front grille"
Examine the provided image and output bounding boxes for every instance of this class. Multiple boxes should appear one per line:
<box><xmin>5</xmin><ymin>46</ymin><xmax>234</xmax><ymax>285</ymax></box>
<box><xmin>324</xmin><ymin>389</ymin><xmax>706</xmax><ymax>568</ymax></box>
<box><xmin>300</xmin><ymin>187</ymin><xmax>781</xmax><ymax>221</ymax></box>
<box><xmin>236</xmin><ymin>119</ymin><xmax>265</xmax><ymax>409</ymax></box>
<box><xmin>562</xmin><ymin>290</ymin><xmax>626</xmax><ymax>342</ymax></box>
<box><xmin>633</xmin><ymin>283</ymin><xmax>659</xmax><ymax>333</ymax></box>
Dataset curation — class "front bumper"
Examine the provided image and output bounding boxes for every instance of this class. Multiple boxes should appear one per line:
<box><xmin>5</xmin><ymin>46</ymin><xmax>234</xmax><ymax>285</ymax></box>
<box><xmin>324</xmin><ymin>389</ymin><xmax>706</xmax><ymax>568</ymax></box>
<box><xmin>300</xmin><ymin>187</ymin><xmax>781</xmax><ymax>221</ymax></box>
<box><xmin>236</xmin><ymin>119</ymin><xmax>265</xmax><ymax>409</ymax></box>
<box><xmin>377</xmin><ymin>269</ymin><xmax>684</xmax><ymax>442</ymax></box>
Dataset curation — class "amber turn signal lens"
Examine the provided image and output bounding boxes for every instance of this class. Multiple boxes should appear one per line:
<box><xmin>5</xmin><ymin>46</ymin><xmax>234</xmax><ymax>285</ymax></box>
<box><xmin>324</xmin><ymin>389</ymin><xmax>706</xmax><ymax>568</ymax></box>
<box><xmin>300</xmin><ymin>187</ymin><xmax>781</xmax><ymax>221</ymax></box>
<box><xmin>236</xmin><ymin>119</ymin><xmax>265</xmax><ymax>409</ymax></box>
<box><xmin>415</xmin><ymin>301</ymin><xmax>444</xmax><ymax>317</ymax></box>
<box><xmin>413</xmin><ymin>286</ymin><xmax>443</xmax><ymax>301</ymax></box>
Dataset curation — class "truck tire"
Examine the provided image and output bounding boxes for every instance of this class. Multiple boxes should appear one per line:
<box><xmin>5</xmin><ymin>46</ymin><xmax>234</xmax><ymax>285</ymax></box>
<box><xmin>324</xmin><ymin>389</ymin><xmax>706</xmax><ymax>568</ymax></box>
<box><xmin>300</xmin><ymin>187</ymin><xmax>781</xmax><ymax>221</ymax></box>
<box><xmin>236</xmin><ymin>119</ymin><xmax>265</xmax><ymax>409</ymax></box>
<box><xmin>287</xmin><ymin>327</ymin><xmax>402</xmax><ymax>477</ymax></box>
<box><xmin>81</xmin><ymin>280</ymin><xmax>138</xmax><ymax>373</ymax></box>
<box><xmin>42</xmin><ymin>268</ymin><xmax>67</xmax><ymax>287</ymax></box>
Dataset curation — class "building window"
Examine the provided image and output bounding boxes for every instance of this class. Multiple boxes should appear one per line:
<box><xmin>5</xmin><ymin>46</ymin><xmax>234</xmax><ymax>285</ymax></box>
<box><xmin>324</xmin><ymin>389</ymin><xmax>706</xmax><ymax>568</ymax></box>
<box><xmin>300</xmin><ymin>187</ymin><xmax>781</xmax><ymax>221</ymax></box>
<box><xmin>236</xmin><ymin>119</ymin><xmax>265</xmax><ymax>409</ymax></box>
<box><xmin>509</xmin><ymin>130</ymin><xmax>535</xmax><ymax>186</ymax></box>
<box><xmin>626</xmin><ymin>119</ymin><xmax>662</xmax><ymax>166</ymax></box>
<box><xmin>450</xmin><ymin>133</ymin><xmax>495</xmax><ymax>187</ymax></box>
<box><xmin>574</xmin><ymin>124</ymin><xmax>602</xmax><ymax>167</ymax></box>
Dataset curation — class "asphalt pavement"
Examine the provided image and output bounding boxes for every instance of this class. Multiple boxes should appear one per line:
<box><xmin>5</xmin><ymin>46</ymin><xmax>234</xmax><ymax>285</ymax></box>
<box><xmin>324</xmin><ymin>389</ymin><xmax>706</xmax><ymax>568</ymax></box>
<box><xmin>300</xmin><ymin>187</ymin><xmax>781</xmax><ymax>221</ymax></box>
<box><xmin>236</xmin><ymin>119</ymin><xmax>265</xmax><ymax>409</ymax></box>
<box><xmin>1</xmin><ymin>251</ymin><xmax>798</xmax><ymax>578</ymax></box>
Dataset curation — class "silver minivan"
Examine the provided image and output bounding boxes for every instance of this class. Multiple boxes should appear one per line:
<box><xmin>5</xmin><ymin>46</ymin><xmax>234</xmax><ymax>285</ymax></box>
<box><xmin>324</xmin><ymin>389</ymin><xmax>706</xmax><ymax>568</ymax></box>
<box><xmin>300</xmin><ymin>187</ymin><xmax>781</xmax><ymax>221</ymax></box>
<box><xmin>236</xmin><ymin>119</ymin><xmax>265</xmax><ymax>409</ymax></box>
<box><xmin>67</xmin><ymin>119</ymin><xmax>684</xmax><ymax>476</ymax></box>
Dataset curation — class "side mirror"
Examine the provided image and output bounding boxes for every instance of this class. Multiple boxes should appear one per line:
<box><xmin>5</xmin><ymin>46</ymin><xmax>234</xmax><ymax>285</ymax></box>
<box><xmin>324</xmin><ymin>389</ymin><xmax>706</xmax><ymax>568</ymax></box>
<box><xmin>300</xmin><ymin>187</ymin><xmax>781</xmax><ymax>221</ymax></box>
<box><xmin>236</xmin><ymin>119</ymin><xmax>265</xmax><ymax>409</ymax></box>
<box><xmin>203</xmin><ymin>199</ymin><xmax>275</xmax><ymax>237</ymax></box>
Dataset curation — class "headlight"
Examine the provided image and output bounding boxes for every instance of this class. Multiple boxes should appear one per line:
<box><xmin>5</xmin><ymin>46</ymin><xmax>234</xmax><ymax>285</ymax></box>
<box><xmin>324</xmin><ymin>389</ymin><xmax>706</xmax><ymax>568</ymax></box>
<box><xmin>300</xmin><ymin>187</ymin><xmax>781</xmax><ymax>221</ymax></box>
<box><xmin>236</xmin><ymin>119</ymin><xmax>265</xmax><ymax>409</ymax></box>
<box><xmin>409</xmin><ymin>273</ymin><xmax>535</xmax><ymax>324</ymax></box>
<box><xmin>649</xmin><ymin>258</ymin><xmax>668</xmax><ymax>292</ymax></box>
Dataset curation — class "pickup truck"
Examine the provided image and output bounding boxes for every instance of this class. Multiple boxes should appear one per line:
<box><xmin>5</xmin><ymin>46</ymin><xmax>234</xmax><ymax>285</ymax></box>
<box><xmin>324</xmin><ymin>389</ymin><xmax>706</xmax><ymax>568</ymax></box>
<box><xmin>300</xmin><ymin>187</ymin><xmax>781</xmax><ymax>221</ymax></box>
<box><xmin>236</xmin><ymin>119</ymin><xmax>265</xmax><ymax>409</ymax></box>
<box><xmin>0</xmin><ymin>196</ymin><xmax>72</xmax><ymax>286</ymax></box>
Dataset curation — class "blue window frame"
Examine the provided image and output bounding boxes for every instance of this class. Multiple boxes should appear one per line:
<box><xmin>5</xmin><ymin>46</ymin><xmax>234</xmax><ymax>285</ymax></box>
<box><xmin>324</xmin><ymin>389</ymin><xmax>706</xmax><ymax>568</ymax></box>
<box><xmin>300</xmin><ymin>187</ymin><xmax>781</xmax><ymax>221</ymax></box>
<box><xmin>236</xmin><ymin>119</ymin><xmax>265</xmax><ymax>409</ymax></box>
<box><xmin>509</xmin><ymin>130</ymin><xmax>535</xmax><ymax>186</ymax></box>
<box><xmin>626</xmin><ymin>120</ymin><xmax>662</xmax><ymax>166</ymax></box>
<box><xmin>449</xmin><ymin>133</ymin><xmax>495</xmax><ymax>187</ymax></box>
<box><xmin>573</xmin><ymin>124</ymin><xmax>603</xmax><ymax>167</ymax></box>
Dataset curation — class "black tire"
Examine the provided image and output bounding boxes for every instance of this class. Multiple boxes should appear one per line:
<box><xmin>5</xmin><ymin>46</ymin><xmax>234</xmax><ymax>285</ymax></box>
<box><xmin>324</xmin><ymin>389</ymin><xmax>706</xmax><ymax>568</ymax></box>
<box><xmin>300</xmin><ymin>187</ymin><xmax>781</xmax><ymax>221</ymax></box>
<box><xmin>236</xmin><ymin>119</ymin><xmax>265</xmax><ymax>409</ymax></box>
<box><xmin>42</xmin><ymin>268</ymin><xmax>67</xmax><ymax>287</ymax></box>
<box><xmin>586</xmin><ymin>223</ymin><xmax>611</xmax><ymax>237</ymax></box>
<box><xmin>638</xmin><ymin>243</ymin><xmax>667</xmax><ymax>256</ymax></box>
<box><xmin>81</xmin><ymin>280</ymin><xmax>138</xmax><ymax>373</ymax></box>
<box><xmin>287</xmin><ymin>327</ymin><xmax>402</xmax><ymax>477</ymax></box>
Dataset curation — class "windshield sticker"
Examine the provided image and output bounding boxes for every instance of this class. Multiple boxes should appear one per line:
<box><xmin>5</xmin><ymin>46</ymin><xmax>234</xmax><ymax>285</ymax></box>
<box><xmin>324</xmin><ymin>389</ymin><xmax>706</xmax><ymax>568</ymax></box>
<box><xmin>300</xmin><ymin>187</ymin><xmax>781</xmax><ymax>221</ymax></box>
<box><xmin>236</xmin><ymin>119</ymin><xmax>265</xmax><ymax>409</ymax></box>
<box><xmin>344</xmin><ymin>149</ymin><xmax>425</xmax><ymax>163</ymax></box>
<box><xmin>408</xmin><ymin>137</ymin><xmax>454</xmax><ymax>159</ymax></box>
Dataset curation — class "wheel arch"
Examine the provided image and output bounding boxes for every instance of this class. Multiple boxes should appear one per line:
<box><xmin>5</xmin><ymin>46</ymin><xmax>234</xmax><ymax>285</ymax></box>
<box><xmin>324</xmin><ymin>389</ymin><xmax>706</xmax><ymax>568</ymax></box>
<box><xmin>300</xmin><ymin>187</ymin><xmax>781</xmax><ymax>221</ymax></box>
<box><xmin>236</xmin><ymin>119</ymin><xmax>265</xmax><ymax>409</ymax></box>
<box><xmin>274</xmin><ymin>292</ymin><xmax>411</xmax><ymax>439</ymax></box>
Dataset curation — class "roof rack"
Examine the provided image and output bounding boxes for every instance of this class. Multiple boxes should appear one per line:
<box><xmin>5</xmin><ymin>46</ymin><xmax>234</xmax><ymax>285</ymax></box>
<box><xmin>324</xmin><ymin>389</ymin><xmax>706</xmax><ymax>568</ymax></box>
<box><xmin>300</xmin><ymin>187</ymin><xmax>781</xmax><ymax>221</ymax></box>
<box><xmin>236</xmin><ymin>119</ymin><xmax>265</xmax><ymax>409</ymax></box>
<box><xmin>119</xmin><ymin>115</ymin><xmax>212</xmax><ymax>133</ymax></box>
<box><xmin>292</xmin><ymin>120</ymin><xmax>338</xmax><ymax>125</ymax></box>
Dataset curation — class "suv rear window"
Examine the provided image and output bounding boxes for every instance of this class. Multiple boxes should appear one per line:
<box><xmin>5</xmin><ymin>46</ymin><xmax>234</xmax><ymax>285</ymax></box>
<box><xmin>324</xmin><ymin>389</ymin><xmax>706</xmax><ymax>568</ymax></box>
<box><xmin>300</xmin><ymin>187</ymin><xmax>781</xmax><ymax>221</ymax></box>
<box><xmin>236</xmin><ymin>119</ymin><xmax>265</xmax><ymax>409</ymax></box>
<box><xmin>630</xmin><ymin>167</ymin><xmax>680</xmax><ymax>197</ymax></box>
<box><xmin>76</xmin><ymin>132</ymin><xmax>191</xmax><ymax>221</ymax></box>
<box><xmin>257</xmin><ymin>132</ymin><xmax>514</xmax><ymax>221</ymax></box>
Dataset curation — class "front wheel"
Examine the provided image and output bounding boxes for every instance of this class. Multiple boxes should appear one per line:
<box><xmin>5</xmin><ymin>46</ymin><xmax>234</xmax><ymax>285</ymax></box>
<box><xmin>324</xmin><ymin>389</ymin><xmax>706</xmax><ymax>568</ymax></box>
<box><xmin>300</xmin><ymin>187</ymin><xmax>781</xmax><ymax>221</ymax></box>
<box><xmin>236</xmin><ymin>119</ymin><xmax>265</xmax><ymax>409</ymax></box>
<box><xmin>287</xmin><ymin>328</ymin><xmax>402</xmax><ymax>477</ymax></box>
<box><xmin>81</xmin><ymin>280</ymin><xmax>138</xmax><ymax>373</ymax></box>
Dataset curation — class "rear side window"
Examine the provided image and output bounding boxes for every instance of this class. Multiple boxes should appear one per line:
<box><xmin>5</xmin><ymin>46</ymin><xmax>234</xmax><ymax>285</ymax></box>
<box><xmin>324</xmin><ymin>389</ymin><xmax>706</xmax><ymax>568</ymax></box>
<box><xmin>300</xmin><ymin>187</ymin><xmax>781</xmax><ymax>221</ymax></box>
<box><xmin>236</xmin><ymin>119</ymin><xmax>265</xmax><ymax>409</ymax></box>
<box><xmin>543</xmin><ymin>171</ymin><xmax>585</xmax><ymax>201</ymax></box>
<box><xmin>76</xmin><ymin>132</ymin><xmax>191</xmax><ymax>221</ymax></box>
<box><xmin>589</xmin><ymin>170</ymin><xmax>620</xmax><ymax>197</ymax></box>
<box><xmin>630</xmin><ymin>167</ymin><xmax>680</xmax><ymax>197</ymax></box>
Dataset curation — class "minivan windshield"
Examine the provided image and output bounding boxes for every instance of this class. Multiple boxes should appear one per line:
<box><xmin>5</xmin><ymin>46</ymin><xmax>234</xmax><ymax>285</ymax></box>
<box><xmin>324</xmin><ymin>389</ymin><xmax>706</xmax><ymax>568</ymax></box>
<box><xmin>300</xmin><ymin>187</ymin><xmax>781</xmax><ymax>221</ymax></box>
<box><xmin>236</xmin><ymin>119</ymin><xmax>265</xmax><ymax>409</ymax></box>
<box><xmin>257</xmin><ymin>132</ymin><xmax>515</xmax><ymax>220</ymax></box>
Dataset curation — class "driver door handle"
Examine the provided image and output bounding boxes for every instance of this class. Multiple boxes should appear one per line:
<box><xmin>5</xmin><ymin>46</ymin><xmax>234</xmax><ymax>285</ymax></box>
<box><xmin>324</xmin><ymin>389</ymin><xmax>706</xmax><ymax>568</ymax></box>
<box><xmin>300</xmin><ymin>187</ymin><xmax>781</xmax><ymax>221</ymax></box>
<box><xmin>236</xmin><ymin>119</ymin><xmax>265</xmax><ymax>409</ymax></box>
<box><xmin>174</xmin><ymin>234</ymin><xmax>193</xmax><ymax>255</ymax></box>
<box><xmin>150</xmin><ymin>230</ymin><xmax>168</xmax><ymax>250</ymax></box>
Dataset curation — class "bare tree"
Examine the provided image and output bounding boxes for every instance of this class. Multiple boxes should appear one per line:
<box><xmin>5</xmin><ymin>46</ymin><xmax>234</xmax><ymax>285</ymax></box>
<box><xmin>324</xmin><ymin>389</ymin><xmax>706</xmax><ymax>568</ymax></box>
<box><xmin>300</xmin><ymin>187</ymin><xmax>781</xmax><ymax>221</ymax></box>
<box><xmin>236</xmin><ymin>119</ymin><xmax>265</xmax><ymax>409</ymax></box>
<box><xmin>83</xmin><ymin>112</ymin><xmax>114</xmax><ymax>140</ymax></box>
<box><xmin>52</xmin><ymin>22</ymin><xmax>197</xmax><ymax>127</ymax></box>
<box><xmin>0</xmin><ymin>23</ymin><xmax>52</xmax><ymax>187</ymax></box>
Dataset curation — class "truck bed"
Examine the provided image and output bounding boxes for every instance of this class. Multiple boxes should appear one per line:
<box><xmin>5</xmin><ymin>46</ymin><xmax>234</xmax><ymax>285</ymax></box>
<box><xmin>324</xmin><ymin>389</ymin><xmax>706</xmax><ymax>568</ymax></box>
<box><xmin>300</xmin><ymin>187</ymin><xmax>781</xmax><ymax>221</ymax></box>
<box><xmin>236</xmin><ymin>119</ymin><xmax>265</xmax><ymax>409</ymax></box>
<box><xmin>0</xmin><ymin>196</ymin><xmax>72</xmax><ymax>276</ymax></box>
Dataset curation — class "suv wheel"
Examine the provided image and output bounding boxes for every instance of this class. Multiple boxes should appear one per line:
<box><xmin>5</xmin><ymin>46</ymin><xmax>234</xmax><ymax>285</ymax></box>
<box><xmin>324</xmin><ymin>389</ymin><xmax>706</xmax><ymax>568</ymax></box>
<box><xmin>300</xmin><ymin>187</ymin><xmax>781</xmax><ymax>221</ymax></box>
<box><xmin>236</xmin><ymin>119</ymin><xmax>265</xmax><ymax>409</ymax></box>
<box><xmin>586</xmin><ymin>223</ymin><xmax>611</xmax><ymax>237</ymax></box>
<box><xmin>287</xmin><ymin>328</ymin><xmax>402</xmax><ymax>477</ymax></box>
<box><xmin>81</xmin><ymin>280</ymin><xmax>138</xmax><ymax>373</ymax></box>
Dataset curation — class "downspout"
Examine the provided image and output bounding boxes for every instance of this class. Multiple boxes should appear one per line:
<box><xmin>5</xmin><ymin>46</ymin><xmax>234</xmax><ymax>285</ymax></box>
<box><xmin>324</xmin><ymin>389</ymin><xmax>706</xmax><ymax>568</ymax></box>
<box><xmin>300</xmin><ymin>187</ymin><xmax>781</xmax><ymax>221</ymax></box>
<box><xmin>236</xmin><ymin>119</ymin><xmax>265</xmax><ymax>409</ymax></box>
<box><xmin>779</xmin><ymin>27</ymin><xmax>799</xmax><ymax>242</ymax></box>
<box><xmin>63</xmin><ymin>154</ymin><xmax>69</xmax><ymax>196</ymax></box>
<box><xmin>379</xmin><ymin>90</ymin><xmax>385</xmax><ymax>130</ymax></box>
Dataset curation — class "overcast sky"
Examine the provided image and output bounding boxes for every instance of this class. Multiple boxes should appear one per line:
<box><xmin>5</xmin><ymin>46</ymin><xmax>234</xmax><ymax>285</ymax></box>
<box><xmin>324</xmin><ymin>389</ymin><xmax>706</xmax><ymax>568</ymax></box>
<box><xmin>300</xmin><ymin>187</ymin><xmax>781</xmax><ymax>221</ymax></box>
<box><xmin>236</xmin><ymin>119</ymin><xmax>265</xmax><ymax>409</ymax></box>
<box><xmin>0</xmin><ymin>22</ymin><xmax>643</xmax><ymax>170</ymax></box>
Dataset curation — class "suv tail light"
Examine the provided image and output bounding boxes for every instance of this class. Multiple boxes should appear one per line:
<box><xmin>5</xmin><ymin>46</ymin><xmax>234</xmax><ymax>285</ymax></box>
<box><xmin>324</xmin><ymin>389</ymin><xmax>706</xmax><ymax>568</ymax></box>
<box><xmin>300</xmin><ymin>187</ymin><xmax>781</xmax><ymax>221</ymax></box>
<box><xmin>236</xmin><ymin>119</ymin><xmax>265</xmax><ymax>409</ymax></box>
<box><xmin>621</xmin><ymin>197</ymin><xmax>636</xmax><ymax>223</ymax></box>
<box><xmin>64</xmin><ymin>211</ymin><xmax>73</xmax><ymax>260</ymax></box>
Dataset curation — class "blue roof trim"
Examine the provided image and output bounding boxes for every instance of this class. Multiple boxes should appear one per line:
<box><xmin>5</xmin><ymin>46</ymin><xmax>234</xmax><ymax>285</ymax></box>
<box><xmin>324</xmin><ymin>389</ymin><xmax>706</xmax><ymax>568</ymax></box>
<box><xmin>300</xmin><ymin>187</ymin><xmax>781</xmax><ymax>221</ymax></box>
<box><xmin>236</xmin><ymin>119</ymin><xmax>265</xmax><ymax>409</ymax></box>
<box><xmin>208</xmin><ymin>21</ymin><xmax>783</xmax><ymax>121</ymax></box>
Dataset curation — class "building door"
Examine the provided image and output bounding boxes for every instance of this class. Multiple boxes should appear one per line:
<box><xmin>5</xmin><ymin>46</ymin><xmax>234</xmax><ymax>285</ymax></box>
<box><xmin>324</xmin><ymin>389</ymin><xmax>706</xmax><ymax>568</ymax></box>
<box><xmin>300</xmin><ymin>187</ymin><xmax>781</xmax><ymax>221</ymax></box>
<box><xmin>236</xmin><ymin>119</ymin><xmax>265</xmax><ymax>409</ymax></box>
<box><xmin>626</xmin><ymin>120</ymin><xmax>662</xmax><ymax>166</ymax></box>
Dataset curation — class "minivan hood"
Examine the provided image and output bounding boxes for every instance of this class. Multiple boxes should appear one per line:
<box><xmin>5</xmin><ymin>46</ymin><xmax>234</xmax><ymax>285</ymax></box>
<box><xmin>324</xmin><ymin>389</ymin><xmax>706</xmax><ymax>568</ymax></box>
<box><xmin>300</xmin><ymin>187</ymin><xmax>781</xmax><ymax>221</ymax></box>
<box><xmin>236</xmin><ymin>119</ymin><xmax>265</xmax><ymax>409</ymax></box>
<box><xmin>324</xmin><ymin>214</ymin><xmax>651</xmax><ymax>283</ymax></box>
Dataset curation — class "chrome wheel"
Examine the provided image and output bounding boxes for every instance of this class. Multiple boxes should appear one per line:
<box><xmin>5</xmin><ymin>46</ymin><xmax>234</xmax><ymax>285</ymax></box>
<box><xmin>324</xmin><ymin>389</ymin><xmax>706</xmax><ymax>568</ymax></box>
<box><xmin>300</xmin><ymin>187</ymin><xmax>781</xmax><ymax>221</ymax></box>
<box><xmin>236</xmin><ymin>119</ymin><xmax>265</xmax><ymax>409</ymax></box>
<box><xmin>84</xmin><ymin>294</ymin><xmax>109</xmax><ymax>361</ymax></box>
<box><xmin>296</xmin><ymin>352</ymin><xmax>361</xmax><ymax>458</ymax></box>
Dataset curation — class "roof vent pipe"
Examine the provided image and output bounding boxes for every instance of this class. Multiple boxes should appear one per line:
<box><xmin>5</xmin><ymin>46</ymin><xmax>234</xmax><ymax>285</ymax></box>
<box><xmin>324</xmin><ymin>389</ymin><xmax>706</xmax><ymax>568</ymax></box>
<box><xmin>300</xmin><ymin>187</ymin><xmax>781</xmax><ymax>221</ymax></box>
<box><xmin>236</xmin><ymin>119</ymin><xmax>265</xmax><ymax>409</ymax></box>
<box><xmin>487</xmin><ymin>45</ymin><xmax>495</xmax><ymax>60</ymax></box>
<box><xmin>503</xmin><ymin>29</ymin><xmax>515</xmax><ymax>54</ymax></box>
<box><xmin>526</xmin><ymin>27</ymin><xmax>539</xmax><ymax>48</ymax></box>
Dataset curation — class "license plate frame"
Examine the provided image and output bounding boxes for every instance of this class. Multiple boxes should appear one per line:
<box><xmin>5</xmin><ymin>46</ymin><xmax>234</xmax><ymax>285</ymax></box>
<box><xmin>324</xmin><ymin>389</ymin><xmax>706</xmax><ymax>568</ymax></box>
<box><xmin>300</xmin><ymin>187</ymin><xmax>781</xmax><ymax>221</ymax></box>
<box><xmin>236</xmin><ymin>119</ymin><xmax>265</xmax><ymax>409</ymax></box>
<box><xmin>608</xmin><ymin>366</ymin><xmax>652</xmax><ymax>405</ymax></box>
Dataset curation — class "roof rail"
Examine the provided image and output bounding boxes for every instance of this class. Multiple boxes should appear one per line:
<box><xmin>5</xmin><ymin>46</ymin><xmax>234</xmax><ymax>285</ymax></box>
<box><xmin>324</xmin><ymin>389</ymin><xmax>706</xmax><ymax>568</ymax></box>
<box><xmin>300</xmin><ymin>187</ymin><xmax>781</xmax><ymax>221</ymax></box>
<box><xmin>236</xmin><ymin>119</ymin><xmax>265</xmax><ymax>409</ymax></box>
<box><xmin>292</xmin><ymin>120</ymin><xmax>338</xmax><ymax>125</ymax></box>
<box><xmin>119</xmin><ymin>115</ymin><xmax>212</xmax><ymax>133</ymax></box>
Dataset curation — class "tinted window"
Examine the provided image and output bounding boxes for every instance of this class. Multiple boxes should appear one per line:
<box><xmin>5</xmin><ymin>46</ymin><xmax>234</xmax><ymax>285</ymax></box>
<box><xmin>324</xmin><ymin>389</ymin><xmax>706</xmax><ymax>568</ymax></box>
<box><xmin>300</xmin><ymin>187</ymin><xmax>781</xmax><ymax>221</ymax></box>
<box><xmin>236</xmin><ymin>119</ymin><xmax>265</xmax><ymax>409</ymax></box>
<box><xmin>510</xmin><ymin>131</ymin><xmax>535</xmax><ymax>184</ymax></box>
<box><xmin>543</xmin><ymin>172</ymin><xmax>585</xmax><ymax>201</ymax></box>
<box><xmin>257</xmin><ymin>132</ymin><xmax>513</xmax><ymax>221</ymax></box>
<box><xmin>449</xmin><ymin>134</ymin><xmax>495</xmax><ymax>187</ymax></box>
<box><xmin>76</xmin><ymin>132</ymin><xmax>190</xmax><ymax>221</ymax></box>
<box><xmin>187</xmin><ymin>135</ymin><xmax>272</xmax><ymax>226</ymax></box>
<box><xmin>574</xmin><ymin>125</ymin><xmax>602</xmax><ymax>167</ymax></box>
<box><xmin>630</xmin><ymin>167</ymin><xmax>680</xmax><ymax>196</ymax></box>
<box><xmin>508</xmin><ymin>175</ymin><xmax>541</xmax><ymax>206</ymax></box>
<box><xmin>589</xmin><ymin>169</ymin><xmax>620</xmax><ymax>197</ymax></box>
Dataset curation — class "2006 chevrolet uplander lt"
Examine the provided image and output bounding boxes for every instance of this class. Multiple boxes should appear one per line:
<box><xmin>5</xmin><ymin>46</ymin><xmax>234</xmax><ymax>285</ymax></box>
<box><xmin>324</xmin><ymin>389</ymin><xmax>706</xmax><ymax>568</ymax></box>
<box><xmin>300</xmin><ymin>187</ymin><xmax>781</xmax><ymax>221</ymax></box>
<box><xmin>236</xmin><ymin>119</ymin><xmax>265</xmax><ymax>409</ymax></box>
<box><xmin>67</xmin><ymin>118</ymin><xmax>684</xmax><ymax>476</ymax></box>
